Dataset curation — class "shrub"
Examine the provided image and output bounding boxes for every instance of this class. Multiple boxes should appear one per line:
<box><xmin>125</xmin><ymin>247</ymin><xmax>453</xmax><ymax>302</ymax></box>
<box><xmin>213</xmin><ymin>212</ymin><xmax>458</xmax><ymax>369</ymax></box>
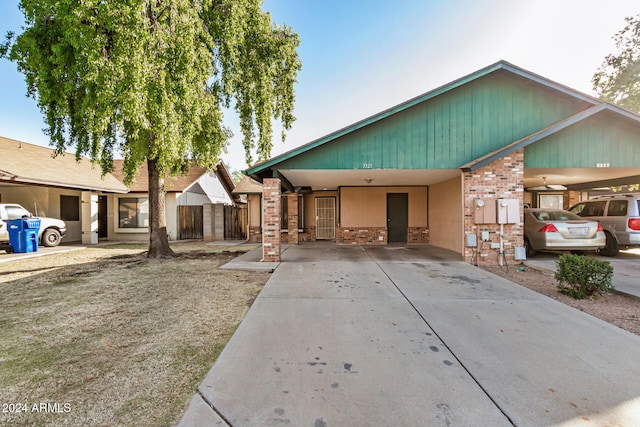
<box><xmin>555</xmin><ymin>254</ymin><xmax>614</xmax><ymax>299</ymax></box>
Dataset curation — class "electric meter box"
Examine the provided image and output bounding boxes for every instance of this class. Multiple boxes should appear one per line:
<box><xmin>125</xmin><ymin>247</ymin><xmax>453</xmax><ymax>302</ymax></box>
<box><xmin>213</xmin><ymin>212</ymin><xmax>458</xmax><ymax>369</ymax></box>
<box><xmin>496</xmin><ymin>199</ymin><xmax>520</xmax><ymax>224</ymax></box>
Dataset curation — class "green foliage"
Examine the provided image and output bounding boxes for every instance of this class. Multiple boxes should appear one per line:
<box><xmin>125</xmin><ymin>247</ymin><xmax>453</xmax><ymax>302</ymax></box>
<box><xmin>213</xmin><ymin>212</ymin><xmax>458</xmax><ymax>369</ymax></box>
<box><xmin>555</xmin><ymin>254</ymin><xmax>614</xmax><ymax>299</ymax></box>
<box><xmin>593</xmin><ymin>14</ymin><xmax>640</xmax><ymax>112</ymax></box>
<box><xmin>2</xmin><ymin>0</ymin><xmax>301</xmax><ymax>182</ymax></box>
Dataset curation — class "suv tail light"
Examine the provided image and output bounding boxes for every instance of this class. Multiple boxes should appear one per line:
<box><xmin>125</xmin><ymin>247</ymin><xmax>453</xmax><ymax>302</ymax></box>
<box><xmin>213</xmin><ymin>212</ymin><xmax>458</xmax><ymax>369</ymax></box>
<box><xmin>539</xmin><ymin>224</ymin><xmax>558</xmax><ymax>233</ymax></box>
<box><xmin>629</xmin><ymin>218</ymin><xmax>640</xmax><ymax>231</ymax></box>
<box><xmin>597</xmin><ymin>223</ymin><xmax>603</xmax><ymax>232</ymax></box>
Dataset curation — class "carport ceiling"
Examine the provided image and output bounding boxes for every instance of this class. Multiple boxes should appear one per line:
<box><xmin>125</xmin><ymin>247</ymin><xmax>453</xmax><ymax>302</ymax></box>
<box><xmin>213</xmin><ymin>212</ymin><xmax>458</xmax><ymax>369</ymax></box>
<box><xmin>278</xmin><ymin>169</ymin><xmax>460</xmax><ymax>190</ymax></box>
<box><xmin>525</xmin><ymin>167</ymin><xmax>640</xmax><ymax>189</ymax></box>
<box><xmin>278</xmin><ymin>167</ymin><xmax>640</xmax><ymax>191</ymax></box>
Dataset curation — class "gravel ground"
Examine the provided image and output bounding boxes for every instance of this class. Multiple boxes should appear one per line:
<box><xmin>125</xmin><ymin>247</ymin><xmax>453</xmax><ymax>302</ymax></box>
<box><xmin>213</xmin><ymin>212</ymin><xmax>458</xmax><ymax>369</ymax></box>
<box><xmin>482</xmin><ymin>263</ymin><xmax>640</xmax><ymax>336</ymax></box>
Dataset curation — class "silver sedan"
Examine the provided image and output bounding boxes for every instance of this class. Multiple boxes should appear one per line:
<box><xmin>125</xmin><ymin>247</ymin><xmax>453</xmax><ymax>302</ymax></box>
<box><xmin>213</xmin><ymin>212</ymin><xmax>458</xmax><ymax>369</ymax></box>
<box><xmin>524</xmin><ymin>208</ymin><xmax>605</xmax><ymax>257</ymax></box>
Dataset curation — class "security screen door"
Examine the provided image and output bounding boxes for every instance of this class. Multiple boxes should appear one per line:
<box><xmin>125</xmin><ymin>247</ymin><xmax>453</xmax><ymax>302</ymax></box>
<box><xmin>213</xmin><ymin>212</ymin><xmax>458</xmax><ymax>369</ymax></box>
<box><xmin>315</xmin><ymin>197</ymin><xmax>335</xmax><ymax>239</ymax></box>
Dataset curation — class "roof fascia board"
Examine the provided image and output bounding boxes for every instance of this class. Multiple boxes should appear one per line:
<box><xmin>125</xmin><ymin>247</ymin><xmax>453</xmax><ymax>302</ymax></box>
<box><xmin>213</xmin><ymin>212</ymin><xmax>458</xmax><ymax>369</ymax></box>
<box><xmin>214</xmin><ymin>162</ymin><xmax>237</xmax><ymax>198</ymax></box>
<box><xmin>499</xmin><ymin>62</ymin><xmax>600</xmax><ymax>105</ymax></box>
<box><xmin>461</xmin><ymin>103</ymin><xmax>608</xmax><ymax>172</ymax></box>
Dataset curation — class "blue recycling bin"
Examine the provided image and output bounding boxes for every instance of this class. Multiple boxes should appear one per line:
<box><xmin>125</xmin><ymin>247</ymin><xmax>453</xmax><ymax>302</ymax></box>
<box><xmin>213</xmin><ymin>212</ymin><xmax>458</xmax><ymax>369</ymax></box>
<box><xmin>6</xmin><ymin>218</ymin><xmax>40</xmax><ymax>253</ymax></box>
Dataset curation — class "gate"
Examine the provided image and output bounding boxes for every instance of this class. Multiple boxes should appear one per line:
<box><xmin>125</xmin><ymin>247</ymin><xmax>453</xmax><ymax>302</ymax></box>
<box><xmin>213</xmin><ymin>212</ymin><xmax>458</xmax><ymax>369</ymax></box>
<box><xmin>224</xmin><ymin>205</ymin><xmax>247</xmax><ymax>240</ymax></box>
<box><xmin>178</xmin><ymin>206</ymin><xmax>203</xmax><ymax>240</ymax></box>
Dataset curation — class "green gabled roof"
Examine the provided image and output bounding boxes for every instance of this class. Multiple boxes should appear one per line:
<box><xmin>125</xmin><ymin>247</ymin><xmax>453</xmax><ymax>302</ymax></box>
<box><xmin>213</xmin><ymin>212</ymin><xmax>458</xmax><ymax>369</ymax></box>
<box><xmin>246</xmin><ymin>60</ymin><xmax>601</xmax><ymax>177</ymax></box>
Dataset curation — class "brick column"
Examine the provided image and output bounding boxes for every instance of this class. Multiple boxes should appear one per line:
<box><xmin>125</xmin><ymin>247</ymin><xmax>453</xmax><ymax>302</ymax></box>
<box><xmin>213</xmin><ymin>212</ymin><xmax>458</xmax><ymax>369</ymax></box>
<box><xmin>563</xmin><ymin>191</ymin><xmax>581</xmax><ymax>210</ymax></box>
<box><xmin>463</xmin><ymin>149</ymin><xmax>524</xmax><ymax>265</ymax></box>
<box><xmin>287</xmin><ymin>193</ymin><xmax>299</xmax><ymax>245</ymax></box>
<box><xmin>262</xmin><ymin>178</ymin><xmax>281</xmax><ymax>262</ymax></box>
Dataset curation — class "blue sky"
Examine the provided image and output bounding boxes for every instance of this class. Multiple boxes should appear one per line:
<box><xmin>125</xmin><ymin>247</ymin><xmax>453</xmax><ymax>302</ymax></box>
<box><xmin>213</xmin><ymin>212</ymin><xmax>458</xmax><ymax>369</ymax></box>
<box><xmin>1</xmin><ymin>0</ymin><xmax>638</xmax><ymax>171</ymax></box>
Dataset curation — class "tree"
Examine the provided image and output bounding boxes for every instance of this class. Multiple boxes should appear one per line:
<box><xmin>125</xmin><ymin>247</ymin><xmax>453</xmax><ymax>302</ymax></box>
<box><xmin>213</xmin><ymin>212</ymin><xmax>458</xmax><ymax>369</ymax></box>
<box><xmin>593</xmin><ymin>14</ymin><xmax>640</xmax><ymax>112</ymax></box>
<box><xmin>1</xmin><ymin>0</ymin><xmax>301</xmax><ymax>257</ymax></box>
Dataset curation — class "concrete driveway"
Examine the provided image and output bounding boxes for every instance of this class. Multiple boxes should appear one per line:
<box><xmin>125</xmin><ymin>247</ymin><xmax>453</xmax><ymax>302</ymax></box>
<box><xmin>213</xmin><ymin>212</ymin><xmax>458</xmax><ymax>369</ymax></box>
<box><xmin>525</xmin><ymin>248</ymin><xmax>640</xmax><ymax>298</ymax></box>
<box><xmin>181</xmin><ymin>245</ymin><xmax>640</xmax><ymax>426</ymax></box>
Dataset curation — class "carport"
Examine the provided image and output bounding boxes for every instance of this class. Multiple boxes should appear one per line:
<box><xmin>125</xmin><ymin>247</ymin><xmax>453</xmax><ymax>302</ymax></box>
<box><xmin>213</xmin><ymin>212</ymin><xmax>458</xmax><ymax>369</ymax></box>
<box><xmin>244</xmin><ymin>61</ymin><xmax>640</xmax><ymax>264</ymax></box>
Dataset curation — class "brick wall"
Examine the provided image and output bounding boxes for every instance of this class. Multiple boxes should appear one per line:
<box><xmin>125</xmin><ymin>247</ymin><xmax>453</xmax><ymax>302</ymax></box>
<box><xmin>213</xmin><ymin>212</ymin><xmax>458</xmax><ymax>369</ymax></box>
<box><xmin>262</xmin><ymin>178</ymin><xmax>281</xmax><ymax>262</ymax></box>
<box><xmin>463</xmin><ymin>149</ymin><xmax>524</xmax><ymax>265</ymax></box>
<box><xmin>287</xmin><ymin>193</ymin><xmax>299</xmax><ymax>245</ymax></box>
<box><xmin>563</xmin><ymin>191</ymin><xmax>581</xmax><ymax>210</ymax></box>
<box><xmin>248</xmin><ymin>226</ymin><xmax>262</xmax><ymax>243</ymax></box>
<box><xmin>408</xmin><ymin>227</ymin><xmax>430</xmax><ymax>244</ymax></box>
<box><xmin>337</xmin><ymin>227</ymin><xmax>387</xmax><ymax>244</ymax></box>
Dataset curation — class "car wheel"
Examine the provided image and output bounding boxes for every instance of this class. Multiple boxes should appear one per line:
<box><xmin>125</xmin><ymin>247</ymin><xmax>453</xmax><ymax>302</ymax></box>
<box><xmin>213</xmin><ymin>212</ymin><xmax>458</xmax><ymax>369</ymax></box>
<box><xmin>5</xmin><ymin>246</ymin><xmax>14</xmax><ymax>254</ymax></box>
<box><xmin>524</xmin><ymin>237</ymin><xmax>536</xmax><ymax>258</ymax></box>
<box><xmin>599</xmin><ymin>231</ymin><xmax>619</xmax><ymax>257</ymax></box>
<box><xmin>42</xmin><ymin>229</ymin><xmax>62</xmax><ymax>247</ymax></box>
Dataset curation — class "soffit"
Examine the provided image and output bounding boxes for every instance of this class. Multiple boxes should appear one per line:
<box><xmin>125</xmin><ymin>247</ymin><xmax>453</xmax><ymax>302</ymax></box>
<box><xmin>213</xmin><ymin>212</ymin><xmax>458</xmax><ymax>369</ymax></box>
<box><xmin>278</xmin><ymin>169</ymin><xmax>460</xmax><ymax>190</ymax></box>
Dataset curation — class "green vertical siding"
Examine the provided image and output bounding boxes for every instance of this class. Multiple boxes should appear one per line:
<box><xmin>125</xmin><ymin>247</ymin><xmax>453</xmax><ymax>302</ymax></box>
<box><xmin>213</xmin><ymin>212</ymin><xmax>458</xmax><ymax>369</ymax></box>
<box><xmin>525</xmin><ymin>114</ymin><xmax>640</xmax><ymax>168</ymax></box>
<box><xmin>278</xmin><ymin>71</ymin><xmax>590</xmax><ymax>171</ymax></box>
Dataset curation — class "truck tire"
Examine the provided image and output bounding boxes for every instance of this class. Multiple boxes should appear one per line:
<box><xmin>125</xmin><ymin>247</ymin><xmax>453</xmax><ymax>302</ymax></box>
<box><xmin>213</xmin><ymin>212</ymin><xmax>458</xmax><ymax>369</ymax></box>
<box><xmin>42</xmin><ymin>229</ymin><xmax>62</xmax><ymax>247</ymax></box>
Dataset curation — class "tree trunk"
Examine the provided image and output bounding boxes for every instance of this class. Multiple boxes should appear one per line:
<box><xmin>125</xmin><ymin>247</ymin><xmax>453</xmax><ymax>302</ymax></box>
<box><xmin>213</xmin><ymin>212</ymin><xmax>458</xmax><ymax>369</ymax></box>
<box><xmin>147</xmin><ymin>157</ymin><xmax>175</xmax><ymax>258</ymax></box>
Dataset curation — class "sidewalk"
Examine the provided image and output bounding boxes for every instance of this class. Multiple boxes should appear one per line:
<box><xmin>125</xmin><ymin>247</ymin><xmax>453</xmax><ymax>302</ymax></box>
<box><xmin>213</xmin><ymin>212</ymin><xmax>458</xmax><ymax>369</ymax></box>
<box><xmin>180</xmin><ymin>245</ymin><xmax>640</xmax><ymax>426</ymax></box>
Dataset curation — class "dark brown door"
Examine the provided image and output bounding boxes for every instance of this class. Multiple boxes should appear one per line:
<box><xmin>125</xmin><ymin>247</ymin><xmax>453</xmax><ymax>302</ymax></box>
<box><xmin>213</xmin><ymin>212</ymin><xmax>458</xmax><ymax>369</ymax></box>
<box><xmin>98</xmin><ymin>196</ymin><xmax>108</xmax><ymax>238</ymax></box>
<box><xmin>387</xmin><ymin>193</ymin><xmax>408</xmax><ymax>243</ymax></box>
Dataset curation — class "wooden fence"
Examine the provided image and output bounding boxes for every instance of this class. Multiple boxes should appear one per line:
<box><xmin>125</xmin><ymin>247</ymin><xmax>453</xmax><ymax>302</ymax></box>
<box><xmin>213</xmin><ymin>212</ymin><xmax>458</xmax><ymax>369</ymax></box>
<box><xmin>224</xmin><ymin>205</ymin><xmax>247</xmax><ymax>240</ymax></box>
<box><xmin>178</xmin><ymin>206</ymin><xmax>203</xmax><ymax>240</ymax></box>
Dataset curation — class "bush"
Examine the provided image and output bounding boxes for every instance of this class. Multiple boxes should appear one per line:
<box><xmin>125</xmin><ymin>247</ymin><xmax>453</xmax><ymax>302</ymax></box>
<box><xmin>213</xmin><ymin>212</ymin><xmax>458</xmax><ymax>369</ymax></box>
<box><xmin>555</xmin><ymin>254</ymin><xmax>614</xmax><ymax>299</ymax></box>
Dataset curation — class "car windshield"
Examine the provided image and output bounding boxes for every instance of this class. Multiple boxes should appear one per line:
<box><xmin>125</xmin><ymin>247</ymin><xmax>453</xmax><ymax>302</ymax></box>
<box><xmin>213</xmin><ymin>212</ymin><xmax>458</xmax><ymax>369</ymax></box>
<box><xmin>532</xmin><ymin>211</ymin><xmax>581</xmax><ymax>221</ymax></box>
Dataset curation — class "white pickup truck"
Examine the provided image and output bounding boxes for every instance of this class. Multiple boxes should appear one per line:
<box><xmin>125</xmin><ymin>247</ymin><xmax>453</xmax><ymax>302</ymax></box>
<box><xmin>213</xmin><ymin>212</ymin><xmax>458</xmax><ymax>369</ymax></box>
<box><xmin>0</xmin><ymin>203</ymin><xmax>67</xmax><ymax>251</ymax></box>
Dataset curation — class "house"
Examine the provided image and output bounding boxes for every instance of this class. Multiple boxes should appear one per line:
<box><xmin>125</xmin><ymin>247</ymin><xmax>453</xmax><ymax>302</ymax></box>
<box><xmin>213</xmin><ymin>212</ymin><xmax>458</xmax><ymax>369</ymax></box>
<box><xmin>0</xmin><ymin>136</ymin><xmax>241</xmax><ymax>244</ymax></box>
<box><xmin>110</xmin><ymin>160</ymin><xmax>240</xmax><ymax>242</ymax></box>
<box><xmin>0</xmin><ymin>136</ymin><xmax>128</xmax><ymax>243</ymax></box>
<box><xmin>243</xmin><ymin>61</ymin><xmax>640</xmax><ymax>264</ymax></box>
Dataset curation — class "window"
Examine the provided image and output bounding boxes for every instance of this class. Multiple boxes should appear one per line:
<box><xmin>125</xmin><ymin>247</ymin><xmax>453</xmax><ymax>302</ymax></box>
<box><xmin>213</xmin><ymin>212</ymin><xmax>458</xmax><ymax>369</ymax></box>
<box><xmin>607</xmin><ymin>200</ymin><xmax>628</xmax><ymax>217</ymax></box>
<box><xmin>280</xmin><ymin>195</ymin><xmax>304</xmax><ymax>230</ymax></box>
<box><xmin>538</xmin><ymin>194</ymin><xmax>563</xmax><ymax>210</ymax></box>
<box><xmin>573</xmin><ymin>201</ymin><xmax>606</xmax><ymax>217</ymax></box>
<box><xmin>5</xmin><ymin>205</ymin><xmax>31</xmax><ymax>219</ymax></box>
<box><xmin>281</xmin><ymin>195</ymin><xmax>288</xmax><ymax>229</ymax></box>
<box><xmin>60</xmin><ymin>195</ymin><xmax>80</xmax><ymax>221</ymax></box>
<box><xmin>118</xmin><ymin>197</ymin><xmax>149</xmax><ymax>228</ymax></box>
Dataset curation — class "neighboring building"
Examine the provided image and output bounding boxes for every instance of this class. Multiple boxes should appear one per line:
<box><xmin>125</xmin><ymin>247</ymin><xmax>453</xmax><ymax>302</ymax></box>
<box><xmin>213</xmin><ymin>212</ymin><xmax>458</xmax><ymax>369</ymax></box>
<box><xmin>110</xmin><ymin>160</ymin><xmax>239</xmax><ymax>242</ymax></box>
<box><xmin>0</xmin><ymin>136</ymin><xmax>240</xmax><ymax>244</ymax></box>
<box><xmin>244</xmin><ymin>61</ymin><xmax>640</xmax><ymax>264</ymax></box>
<box><xmin>0</xmin><ymin>136</ymin><xmax>128</xmax><ymax>243</ymax></box>
<box><xmin>232</xmin><ymin>175</ymin><xmax>264</xmax><ymax>242</ymax></box>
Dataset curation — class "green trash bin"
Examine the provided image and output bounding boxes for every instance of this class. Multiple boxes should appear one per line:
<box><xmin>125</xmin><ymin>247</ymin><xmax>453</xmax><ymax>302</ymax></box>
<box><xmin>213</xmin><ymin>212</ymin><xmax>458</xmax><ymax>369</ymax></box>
<box><xmin>6</xmin><ymin>218</ymin><xmax>40</xmax><ymax>253</ymax></box>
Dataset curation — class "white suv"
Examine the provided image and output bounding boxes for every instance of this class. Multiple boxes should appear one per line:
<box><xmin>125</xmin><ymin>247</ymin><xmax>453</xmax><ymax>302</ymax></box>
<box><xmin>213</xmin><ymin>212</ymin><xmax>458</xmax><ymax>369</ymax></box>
<box><xmin>568</xmin><ymin>193</ymin><xmax>640</xmax><ymax>257</ymax></box>
<box><xmin>0</xmin><ymin>203</ymin><xmax>67</xmax><ymax>250</ymax></box>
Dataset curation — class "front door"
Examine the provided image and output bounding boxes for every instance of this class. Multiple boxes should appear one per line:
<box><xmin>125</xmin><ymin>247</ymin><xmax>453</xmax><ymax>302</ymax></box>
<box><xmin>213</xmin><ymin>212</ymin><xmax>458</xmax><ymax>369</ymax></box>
<box><xmin>315</xmin><ymin>197</ymin><xmax>336</xmax><ymax>239</ymax></box>
<box><xmin>98</xmin><ymin>196</ymin><xmax>108</xmax><ymax>239</ymax></box>
<box><xmin>387</xmin><ymin>193</ymin><xmax>408</xmax><ymax>243</ymax></box>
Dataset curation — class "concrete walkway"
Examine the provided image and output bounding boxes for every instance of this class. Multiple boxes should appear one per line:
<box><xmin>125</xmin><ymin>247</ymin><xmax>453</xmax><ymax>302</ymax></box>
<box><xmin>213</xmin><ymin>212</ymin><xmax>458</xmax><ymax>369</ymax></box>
<box><xmin>180</xmin><ymin>245</ymin><xmax>640</xmax><ymax>426</ymax></box>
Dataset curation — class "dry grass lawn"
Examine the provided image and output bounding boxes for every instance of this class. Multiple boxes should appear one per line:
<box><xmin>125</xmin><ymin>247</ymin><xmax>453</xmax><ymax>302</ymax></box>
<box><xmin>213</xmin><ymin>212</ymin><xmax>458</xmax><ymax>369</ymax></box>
<box><xmin>0</xmin><ymin>242</ymin><xmax>269</xmax><ymax>426</ymax></box>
